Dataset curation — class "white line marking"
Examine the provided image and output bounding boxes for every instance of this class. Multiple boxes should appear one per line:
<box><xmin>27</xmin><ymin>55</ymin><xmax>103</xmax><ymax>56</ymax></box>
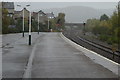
<box><xmin>23</xmin><ymin>33</ymin><xmax>43</xmax><ymax>78</ymax></box>
<box><xmin>23</xmin><ymin>44</ymin><xmax>37</xmax><ymax>78</ymax></box>
<box><xmin>60</xmin><ymin>33</ymin><xmax>119</xmax><ymax>75</ymax></box>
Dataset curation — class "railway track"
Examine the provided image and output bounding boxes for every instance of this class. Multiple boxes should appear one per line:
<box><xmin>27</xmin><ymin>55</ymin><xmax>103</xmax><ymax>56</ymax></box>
<box><xmin>63</xmin><ymin>32</ymin><xmax>120</xmax><ymax>64</ymax></box>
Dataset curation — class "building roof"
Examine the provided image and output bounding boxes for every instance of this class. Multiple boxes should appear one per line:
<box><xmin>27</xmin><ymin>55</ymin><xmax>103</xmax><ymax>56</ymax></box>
<box><xmin>39</xmin><ymin>10</ymin><xmax>46</xmax><ymax>15</ymax></box>
<box><xmin>22</xmin><ymin>8</ymin><xmax>29</xmax><ymax>12</ymax></box>
<box><xmin>32</xmin><ymin>12</ymin><xmax>38</xmax><ymax>16</ymax></box>
<box><xmin>2</xmin><ymin>2</ymin><xmax>14</xmax><ymax>9</ymax></box>
<box><xmin>14</xmin><ymin>8</ymin><xmax>29</xmax><ymax>14</ymax></box>
<box><xmin>46</xmin><ymin>12</ymin><xmax>54</xmax><ymax>19</ymax></box>
<box><xmin>32</xmin><ymin>10</ymin><xmax>46</xmax><ymax>17</ymax></box>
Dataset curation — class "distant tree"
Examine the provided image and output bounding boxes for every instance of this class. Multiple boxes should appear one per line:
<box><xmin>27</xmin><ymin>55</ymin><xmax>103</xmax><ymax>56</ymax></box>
<box><xmin>56</xmin><ymin>13</ymin><xmax>65</xmax><ymax>31</ymax></box>
<box><xmin>50</xmin><ymin>18</ymin><xmax>56</xmax><ymax>30</ymax></box>
<box><xmin>2</xmin><ymin>8</ymin><xmax>10</xmax><ymax>34</ymax></box>
<box><xmin>118</xmin><ymin>3</ymin><xmax>120</xmax><ymax>50</ymax></box>
<box><xmin>15</xmin><ymin>18</ymin><xmax>22</xmax><ymax>33</ymax></box>
<box><xmin>58</xmin><ymin>13</ymin><xmax>65</xmax><ymax>25</ymax></box>
<box><xmin>31</xmin><ymin>19</ymin><xmax>38</xmax><ymax>32</ymax></box>
<box><xmin>39</xmin><ymin>21</ymin><xmax>49</xmax><ymax>32</ymax></box>
<box><xmin>86</xmin><ymin>19</ymin><xmax>100</xmax><ymax>32</ymax></box>
<box><xmin>100</xmin><ymin>14</ymin><xmax>109</xmax><ymax>21</ymax></box>
<box><xmin>86</xmin><ymin>5</ymin><xmax>120</xmax><ymax>45</ymax></box>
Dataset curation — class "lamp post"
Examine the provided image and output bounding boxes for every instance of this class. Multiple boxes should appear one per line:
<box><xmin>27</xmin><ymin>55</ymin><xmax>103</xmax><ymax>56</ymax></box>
<box><xmin>17</xmin><ymin>5</ymin><xmax>30</xmax><ymax>37</ymax></box>
<box><xmin>28</xmin><ymin>5</ymin><xmax>31</xmax><ymax>45</ymax></box>
<box><xmin>38</xmin><ymin>12</ymin><xmax>39</xmax><ymax>34</ymax></box>
<box><xmin>22</xmin><ymin>8</ymin><xmax>24</xmax><ymax>37</ymax></box>
<box><xmin>48</xmin><ymin>18</ymin><xmax>49</xmax><ymax>31</ymax></box>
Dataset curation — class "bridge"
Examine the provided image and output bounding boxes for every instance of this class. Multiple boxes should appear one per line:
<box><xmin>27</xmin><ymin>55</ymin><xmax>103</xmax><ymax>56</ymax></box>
<box><xmin>2</xmin><ymin>32</ymin><xmax>119</xmax><ymax>79</ymax></box>
<box><xmin>65</xmin><ymin>23</ymin><xmax>83</xmax><ymax>27</ymax></box>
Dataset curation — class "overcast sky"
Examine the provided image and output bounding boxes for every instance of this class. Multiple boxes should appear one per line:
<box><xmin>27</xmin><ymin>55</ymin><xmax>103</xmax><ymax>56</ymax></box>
<box><xmin>14</xmin><ymin>2</ymin><xmax>118</xmax><ymax>11</ymax></box>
